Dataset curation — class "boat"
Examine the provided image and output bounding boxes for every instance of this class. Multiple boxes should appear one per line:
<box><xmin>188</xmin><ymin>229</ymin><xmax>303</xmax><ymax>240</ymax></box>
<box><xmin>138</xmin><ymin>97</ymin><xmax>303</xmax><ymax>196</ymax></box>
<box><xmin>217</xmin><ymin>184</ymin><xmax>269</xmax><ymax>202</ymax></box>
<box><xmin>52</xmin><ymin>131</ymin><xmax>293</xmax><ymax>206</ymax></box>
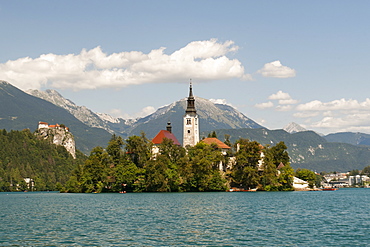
<box><xmin>321</xmin><ymin>187</ymin><xmax>338</xmax><ymax>191</ymax></box>
<box><xmin>228</xmin><ymin>187</ymin><xmax>257</xmax><ymax>192</ymax></box>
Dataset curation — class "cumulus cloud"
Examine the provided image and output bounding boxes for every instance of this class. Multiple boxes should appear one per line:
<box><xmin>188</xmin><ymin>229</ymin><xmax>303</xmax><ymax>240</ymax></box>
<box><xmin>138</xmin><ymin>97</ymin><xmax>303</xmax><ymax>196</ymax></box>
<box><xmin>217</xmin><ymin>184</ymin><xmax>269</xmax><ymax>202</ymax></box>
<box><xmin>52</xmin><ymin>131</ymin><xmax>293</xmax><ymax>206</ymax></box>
<box><xmin>296</xmin><ymin>98</ymin><xmax>370</xmax><ymax>111</ymax></box>
<box><xmin>257</xmin><ymin>60</ymin><xmax>296</xmax><ymax>78</ymax></box>
<box><xmin>268</xmin><ymin>90</ymin><xmax>292</xmax><ymax>100</ymax></box>
<box><xmin>0</xmin><ymin>39</ymin><xmax>253</xmax><ymax>91</ymax></box>
<box><xmin>209</xmin><ymin>98</ymin><xmax>235</xmax><ymax>107</ymax></box>
<box><xmin>254</xmin><ymin>101</ymin><xmax>274</xmax><ymax>109</ymax></box>
<box><xmin>276</xmin><ymin>105</ymin><xmax>293</xmax><ymax>111</ymax></box>
<box><xmin>294</xmin><ymin>98</ymin><xmax>370</xmax><ymax>133</ymax></box>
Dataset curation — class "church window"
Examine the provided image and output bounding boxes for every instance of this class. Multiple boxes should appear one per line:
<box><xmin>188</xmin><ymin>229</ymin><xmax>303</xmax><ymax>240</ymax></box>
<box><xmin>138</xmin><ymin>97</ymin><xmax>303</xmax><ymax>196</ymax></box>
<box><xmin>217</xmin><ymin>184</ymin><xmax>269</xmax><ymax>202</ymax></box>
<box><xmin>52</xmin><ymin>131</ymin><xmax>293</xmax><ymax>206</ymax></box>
<box><xmin>188</xmin><ymin>130</ymin><xmax>191</xmax><ymax>134</ymax></box>
<box><xmin>186</xmin><ymin>118</ymin><xmax>191</xmax><ymax>125</ymax></box>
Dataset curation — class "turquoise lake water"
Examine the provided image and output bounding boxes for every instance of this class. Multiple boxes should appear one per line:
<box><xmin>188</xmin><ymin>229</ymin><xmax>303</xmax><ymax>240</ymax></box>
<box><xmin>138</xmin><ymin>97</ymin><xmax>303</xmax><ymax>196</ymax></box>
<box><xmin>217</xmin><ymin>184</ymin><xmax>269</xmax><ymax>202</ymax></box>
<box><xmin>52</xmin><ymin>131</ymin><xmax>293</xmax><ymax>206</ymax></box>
<box><xmin>0</xmin><ymin>189</ymin><xmax>369</xmax><ymax>246</ymax></box>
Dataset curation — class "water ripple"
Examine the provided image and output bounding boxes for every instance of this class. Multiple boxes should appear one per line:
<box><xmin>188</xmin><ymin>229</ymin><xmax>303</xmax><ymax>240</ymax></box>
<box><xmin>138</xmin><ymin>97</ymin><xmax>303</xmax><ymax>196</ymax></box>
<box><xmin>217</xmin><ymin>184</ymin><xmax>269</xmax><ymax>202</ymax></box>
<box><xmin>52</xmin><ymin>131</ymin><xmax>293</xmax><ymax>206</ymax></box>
<box><xmin>1</xmin><ymin>189</ymin><xmax>370</xmax><ymax>246</ymax></box>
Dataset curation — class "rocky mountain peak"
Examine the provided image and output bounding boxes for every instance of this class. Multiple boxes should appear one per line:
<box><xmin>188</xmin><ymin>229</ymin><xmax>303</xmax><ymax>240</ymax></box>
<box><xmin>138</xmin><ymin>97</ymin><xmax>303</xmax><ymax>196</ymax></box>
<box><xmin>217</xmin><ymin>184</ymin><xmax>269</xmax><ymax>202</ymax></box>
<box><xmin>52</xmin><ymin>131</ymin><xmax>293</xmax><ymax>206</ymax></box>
<box><xmin>283</xmin><ymin>122</ymin><xmax>307</xmax><ymax>134</ymax></box>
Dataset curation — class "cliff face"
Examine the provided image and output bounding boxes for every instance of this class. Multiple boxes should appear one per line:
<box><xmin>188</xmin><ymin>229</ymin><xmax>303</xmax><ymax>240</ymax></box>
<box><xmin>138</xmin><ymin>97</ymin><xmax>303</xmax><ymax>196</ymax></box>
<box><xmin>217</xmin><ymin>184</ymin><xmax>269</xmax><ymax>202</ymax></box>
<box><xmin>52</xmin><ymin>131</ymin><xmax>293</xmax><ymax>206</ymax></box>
<box><xmin>37</xmin><ymin>127</ymin><xmax>76</xmax><ymax>159</ymax></box>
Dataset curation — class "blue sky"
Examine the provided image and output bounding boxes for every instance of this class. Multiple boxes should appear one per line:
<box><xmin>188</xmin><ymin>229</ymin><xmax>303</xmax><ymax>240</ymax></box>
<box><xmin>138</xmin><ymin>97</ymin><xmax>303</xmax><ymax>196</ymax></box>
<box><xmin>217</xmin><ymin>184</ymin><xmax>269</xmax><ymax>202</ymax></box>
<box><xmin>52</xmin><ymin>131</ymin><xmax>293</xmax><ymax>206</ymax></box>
<box><xmin>1</xmin><ymin>1</ymin><xmax>370</xmax><ymax>134</ymax></box>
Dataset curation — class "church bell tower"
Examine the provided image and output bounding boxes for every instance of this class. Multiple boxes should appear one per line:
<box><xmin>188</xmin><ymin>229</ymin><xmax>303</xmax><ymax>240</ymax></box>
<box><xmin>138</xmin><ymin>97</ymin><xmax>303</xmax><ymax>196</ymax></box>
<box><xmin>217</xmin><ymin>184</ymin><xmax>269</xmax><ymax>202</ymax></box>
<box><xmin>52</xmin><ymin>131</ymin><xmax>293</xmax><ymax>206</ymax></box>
<box><xmin>183</xmin><ymin>82</ymin><xmax>199</xmax><ymax>147</ymax></box>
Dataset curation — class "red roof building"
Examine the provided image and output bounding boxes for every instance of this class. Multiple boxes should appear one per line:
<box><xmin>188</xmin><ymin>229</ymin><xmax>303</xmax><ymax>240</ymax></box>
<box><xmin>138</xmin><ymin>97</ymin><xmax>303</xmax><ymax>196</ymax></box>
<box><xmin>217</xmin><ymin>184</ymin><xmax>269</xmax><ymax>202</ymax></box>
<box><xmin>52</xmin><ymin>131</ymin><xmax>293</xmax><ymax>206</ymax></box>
<box><xmin>152</xmin><ymin>121</ymin><xmax>180</xmax><ymax>146</ymax></box>
<box><xmin>152</xmin><ymin>130</ymin><xmax>181</xmax><ymax>146</ymax></box>
<box><xmin>201</xmin><ymin>137</ymin><xmax>231</xmax><ymax>149</ymax></box>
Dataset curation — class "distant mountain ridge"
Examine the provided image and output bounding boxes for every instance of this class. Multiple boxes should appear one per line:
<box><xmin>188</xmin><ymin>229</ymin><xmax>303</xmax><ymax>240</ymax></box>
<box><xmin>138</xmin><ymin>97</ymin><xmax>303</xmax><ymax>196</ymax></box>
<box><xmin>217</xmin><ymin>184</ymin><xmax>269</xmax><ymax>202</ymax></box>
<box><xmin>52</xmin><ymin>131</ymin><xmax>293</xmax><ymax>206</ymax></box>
<box><xmin>26</xmin><ymin>89</ymin><xmax>117</xmax><ymax>133</ymax></box>
<box><xmin>324</xmin><ymin>132</ymin><xmax>370</xmax><ymax>146</ymax></box>
<box><xmin>207</xmin><ymin>128</ymin><xmax>370</xmax><ymax>172</ymax></box>
<box><xmin>28</xmin><ymin>88</ymin><xmax>264</xmax><ymax>143</ymax></box>
<box><xmin>5</xmin><ymin>81</ymin><xmax>370</xmax><ymax>172</ymax></box>
<box><xmin>0</xmin><ymin>81</ymin><xmax>111</xmax><ymax>153</ymax></box>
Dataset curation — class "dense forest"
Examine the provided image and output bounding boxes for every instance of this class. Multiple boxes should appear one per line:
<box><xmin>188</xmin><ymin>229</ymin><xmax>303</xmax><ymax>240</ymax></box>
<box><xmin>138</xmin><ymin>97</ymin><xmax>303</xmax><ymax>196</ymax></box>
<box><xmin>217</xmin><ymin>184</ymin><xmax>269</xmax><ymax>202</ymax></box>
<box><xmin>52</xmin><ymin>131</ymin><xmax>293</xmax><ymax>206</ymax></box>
<box><xmin>0</xmin><ymin>129</ymin><xmax>86</xmax><ymax>191</ymax></box>
<box><xmin>2</xmin><ymin>128</ymin><xmax>327</xmax><ymax>193</ymax></box>
<box><xmin>63</xmin><ymin>133</ymin><xmax>295</xmax><ymax>193</ymax></box>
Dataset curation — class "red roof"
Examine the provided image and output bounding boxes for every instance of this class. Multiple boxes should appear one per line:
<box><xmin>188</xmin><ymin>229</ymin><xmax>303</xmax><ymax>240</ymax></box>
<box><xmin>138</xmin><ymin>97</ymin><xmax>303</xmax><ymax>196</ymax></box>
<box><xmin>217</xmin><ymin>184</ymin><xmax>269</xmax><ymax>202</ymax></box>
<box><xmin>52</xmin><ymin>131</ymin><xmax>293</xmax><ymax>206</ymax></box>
<box><xmin>201</xmin><ymin>138</ymin><xmax>231</xmax><ymax>149</ymax></box>
<box><xmin>152</xmin><ymin>130</ymin><xmax>181</xmax><ymax>146</ymax></box>
<box><xmin>277</xmin><ymin>162</ymin><xmax>285</xmax><ymax>170</ymax></box>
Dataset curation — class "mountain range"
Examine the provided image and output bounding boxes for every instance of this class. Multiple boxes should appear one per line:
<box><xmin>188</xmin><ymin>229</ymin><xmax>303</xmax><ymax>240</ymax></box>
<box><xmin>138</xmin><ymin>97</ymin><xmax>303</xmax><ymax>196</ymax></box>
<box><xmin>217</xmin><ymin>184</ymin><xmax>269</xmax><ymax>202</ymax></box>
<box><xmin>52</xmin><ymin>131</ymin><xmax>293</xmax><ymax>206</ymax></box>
<box><xmin>3</xmin><ymin>80</ymin><xmax>370</xmax><ymax>172</ymax></box>
<box><xmin>27</xmin><ymin>88</ymin><xmax>263</xmax><ymax>144</ymax></box>
<box><xmin>0</xmin><ymin>81</ymin><xmax>111</xmax><ymax>153</ymax></box>
<box><xmin>207</xmin><ymin>128</ymin><xmax>370</xmax><ymax>172</ymax></box>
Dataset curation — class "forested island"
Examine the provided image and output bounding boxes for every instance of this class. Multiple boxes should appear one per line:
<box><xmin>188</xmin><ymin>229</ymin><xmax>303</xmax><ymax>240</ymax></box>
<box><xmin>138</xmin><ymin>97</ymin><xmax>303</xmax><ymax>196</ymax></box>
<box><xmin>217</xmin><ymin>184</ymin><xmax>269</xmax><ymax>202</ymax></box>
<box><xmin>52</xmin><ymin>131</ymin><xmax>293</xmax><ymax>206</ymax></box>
<box><xmin>64</xmin><ymin>133</ymin><xmax>295</xmax><ymax>193</ymax></box>
<box><xmin>1</xmin><ymin>128</ymin><xmax>296</xmax><ymax>192</ymax></box>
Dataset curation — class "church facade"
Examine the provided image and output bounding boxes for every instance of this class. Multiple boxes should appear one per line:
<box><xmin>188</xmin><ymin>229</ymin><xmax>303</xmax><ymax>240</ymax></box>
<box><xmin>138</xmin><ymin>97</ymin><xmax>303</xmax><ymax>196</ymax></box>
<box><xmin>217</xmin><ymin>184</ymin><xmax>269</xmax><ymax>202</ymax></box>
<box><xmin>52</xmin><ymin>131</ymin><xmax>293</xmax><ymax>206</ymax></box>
<box><xmin>183</xmin><ymin>83</ymin><xmax>199</xmax><ymax>147</ymax></box>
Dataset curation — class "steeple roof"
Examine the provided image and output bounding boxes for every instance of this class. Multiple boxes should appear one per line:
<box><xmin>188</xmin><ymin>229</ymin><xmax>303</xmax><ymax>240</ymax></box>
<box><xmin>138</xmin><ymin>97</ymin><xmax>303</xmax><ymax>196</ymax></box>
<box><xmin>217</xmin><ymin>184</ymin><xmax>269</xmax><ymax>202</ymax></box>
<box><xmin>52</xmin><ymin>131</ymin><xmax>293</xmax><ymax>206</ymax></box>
<box><xmin>186</xmin><ymin>81</ymin><xmax>196</xmax><ymax>114</ymax></box>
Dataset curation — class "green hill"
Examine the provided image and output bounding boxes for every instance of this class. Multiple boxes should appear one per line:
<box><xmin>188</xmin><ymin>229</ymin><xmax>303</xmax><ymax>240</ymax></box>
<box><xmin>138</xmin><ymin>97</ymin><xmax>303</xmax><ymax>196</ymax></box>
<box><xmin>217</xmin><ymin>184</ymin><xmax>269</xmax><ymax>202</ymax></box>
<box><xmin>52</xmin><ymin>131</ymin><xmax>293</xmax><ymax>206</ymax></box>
<box><xmin>0</xmin><ymin>81</ymin><xmax>111</xmax><ymax>153</ymax></box>
<box><xmin>0</xmin><ymin>128</ymin><xmax>86</xmax><ymax>191</ymax></box>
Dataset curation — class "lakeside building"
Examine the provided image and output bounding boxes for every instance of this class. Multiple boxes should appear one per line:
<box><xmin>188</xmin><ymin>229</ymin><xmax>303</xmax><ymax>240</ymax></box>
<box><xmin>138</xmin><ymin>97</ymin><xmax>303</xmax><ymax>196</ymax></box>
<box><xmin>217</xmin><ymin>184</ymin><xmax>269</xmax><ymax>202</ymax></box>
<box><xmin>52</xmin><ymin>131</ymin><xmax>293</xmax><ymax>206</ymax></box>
<box><xmin>293</xmin><ymin>176</ymin><xmax>310</xmax><ymax>190</ymax></box>
<box><xmin>201</xmin><ymin>137</ymin><xmax>231</xmax><ymax>155</ymax></box>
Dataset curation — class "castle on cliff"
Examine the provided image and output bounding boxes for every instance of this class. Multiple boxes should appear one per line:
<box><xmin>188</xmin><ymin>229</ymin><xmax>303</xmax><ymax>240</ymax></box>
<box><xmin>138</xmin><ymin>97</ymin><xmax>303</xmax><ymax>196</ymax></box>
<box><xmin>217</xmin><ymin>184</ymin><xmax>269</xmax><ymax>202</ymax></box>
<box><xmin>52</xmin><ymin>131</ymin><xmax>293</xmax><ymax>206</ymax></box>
<box><xmin>37</xmin><ymin>121</ymin><xmax>76</xmax><ymax>159</ymax></box>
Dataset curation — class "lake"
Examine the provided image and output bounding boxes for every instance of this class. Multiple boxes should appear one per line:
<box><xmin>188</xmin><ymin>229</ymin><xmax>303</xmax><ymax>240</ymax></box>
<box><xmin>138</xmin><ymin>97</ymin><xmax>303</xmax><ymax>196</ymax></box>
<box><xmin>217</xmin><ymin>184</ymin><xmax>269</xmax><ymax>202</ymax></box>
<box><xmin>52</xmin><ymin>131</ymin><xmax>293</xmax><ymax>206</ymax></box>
<box><xmin>0</xmin><ymin>189</ymin><xmax>369</xmax><ymax>246</ymax></box>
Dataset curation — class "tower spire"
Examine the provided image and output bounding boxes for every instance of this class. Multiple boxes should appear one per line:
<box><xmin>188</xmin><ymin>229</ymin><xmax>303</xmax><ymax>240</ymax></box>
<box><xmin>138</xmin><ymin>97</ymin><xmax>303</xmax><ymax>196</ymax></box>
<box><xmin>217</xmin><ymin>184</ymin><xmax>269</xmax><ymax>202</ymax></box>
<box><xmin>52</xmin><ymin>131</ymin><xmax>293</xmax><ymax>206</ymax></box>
<box><xmin>186</xmin><ymin>80</ymin><xmax>196</xmax><ymax>114</ymax></box>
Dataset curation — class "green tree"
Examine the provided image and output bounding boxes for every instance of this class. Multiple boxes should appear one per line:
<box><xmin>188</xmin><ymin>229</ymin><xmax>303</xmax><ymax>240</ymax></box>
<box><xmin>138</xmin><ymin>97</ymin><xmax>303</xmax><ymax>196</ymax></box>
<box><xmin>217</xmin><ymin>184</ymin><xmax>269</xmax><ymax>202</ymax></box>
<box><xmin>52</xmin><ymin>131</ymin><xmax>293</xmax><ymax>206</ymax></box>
<box><xmin>186</xmin><ymin>142</ymin><xmax>227</xmax><ymax>191</ymax></box>
<box><xmin>208</xmin><ymin>131</ymin><xmax>217</xmax><ymax>138</ymax></box>
<box><xmin>80</xmin><ymin>146</ymin><xmax>110</xmax><ymax>192</ymax></box>
<box><xmin>260</xmin><ymin>149</ymin><xmax>280</xmax><ymax>191</ymax></box>
<box><xmin>295</xmin><ymin>168</ymin><xmax>317</xmax><ymax>188</ymax></box>
<box><xmin>106</xmin><ymin>134</ymin><xmax>124</xmax><ymax>165</ymax></box>
<box><xmin>268</xmin><ymin>141</ymin><xmax>290</xmax><ymax>168</ymax></box>
<box><xmin>362</xmin><ymin>165</ymin><xmax>370</xmax><ymax>175</ymax></box>
<box><xmin>231</xmin><ymin>139</ymin><xmax>262</xmax><ymax>189</ymax></box>
<box><xmin>124</xmin><ymin>133</ymin><xmax>152</xmax><ymax>168</ymax></box>
<box><xmin>278</xmin><ymin>164</ymin><xmax>294</xmax><ymax>191</ymax></box>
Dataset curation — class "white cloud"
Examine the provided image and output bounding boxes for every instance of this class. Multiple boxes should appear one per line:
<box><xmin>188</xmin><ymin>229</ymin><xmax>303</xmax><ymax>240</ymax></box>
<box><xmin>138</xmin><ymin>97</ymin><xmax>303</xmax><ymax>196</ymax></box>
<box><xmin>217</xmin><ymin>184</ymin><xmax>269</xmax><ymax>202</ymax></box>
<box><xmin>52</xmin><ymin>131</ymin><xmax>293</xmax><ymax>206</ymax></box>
<box><xmin>268</xmin><ymin>90</ymin><xmax>292</xmax><ymax>100</ymax></box>
<box><xmin>311</xmin><ymin>113</ymin><xmax>370</xmax><ymax>130</ymax></box>
<box><xmin>278</xmin><ymin>99</ymin><xmax>299</xmax><ymax>105</ymax></box>
<box><xmin>209</xmin><ymin>98</ymin><xmax>235</xmax><ymax>107</ymax></box>
<box><xmin>254</xmin><ymin>101</ymin><xmax>274</xmax><ymax>109</ymax></box>
<box><xmin>0</xmin><ymin>39</ymin><xmax>253</xmax><ymax>91</ymax></box>
<box><xmin>276</xmin><ymin>105</ymin><xmax>293</xmax><ymax>111</ymax></box>
<box><xmin>257</xmin><ymin>60</ymin><xmax>296</xmax><ymax>78</ymax></box>
<box><xmin>294</xmin><ymin>98</ymin><xmax>370</xmax><ymax>133</ymax></box>
<box><xmin>296</xmin><ymin>98</ymin><xmax>370</xmax><ymax>111</ymax></box>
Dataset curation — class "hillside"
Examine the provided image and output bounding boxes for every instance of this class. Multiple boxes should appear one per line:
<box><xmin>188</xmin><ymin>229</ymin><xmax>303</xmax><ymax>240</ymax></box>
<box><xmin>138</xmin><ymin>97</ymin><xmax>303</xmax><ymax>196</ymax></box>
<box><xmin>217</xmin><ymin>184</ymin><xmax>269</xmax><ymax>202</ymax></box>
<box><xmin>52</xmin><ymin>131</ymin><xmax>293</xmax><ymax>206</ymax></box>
<box><xmin>0</xmin><ymin>81</ymin><xmax>111</xmax><ymax>153</ymax></box>
<box><xmin>0</xmin><ymin>128</ymin><xmax>86</xmax><ymax>191</ymax></box>
<box><xmin>206</xmin><ymin>128</ymin><xmax>370</xmax><ymax>172</ymax></box>
<box><xmin>324</xmin><ymin>132</ymin><xmax>370</xmax><ymax>146</ymax></box>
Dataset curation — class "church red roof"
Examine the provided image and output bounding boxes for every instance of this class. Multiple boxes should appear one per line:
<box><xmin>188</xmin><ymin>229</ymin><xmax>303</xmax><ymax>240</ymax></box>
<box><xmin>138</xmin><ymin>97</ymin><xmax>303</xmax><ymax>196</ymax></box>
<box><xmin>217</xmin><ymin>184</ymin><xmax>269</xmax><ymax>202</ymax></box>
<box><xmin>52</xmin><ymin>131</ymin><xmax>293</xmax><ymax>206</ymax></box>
<box><xmin>152</xmin><ymin>130</ymin><xmax>181</xmax><ymax>146</ymax></box>
<box><xmin>201</xmin><ymin>138</ymin><xmax>231</xmax><ymax>149</ymax></box>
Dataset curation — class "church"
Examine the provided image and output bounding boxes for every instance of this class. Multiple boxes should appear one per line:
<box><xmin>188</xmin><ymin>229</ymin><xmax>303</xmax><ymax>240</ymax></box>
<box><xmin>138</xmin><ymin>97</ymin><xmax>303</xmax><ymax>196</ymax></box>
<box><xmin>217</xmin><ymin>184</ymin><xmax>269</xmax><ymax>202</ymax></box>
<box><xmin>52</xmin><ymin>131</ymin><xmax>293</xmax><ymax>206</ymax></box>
<box><xmin>151</xmin><ymin>82</ymin><xmax>199</xmax><ymax>149</ymax></box>
<box><xmin>152</xmin><ymin>82</ymin><xmax>231</xmax><ymax>154</ymax></box>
